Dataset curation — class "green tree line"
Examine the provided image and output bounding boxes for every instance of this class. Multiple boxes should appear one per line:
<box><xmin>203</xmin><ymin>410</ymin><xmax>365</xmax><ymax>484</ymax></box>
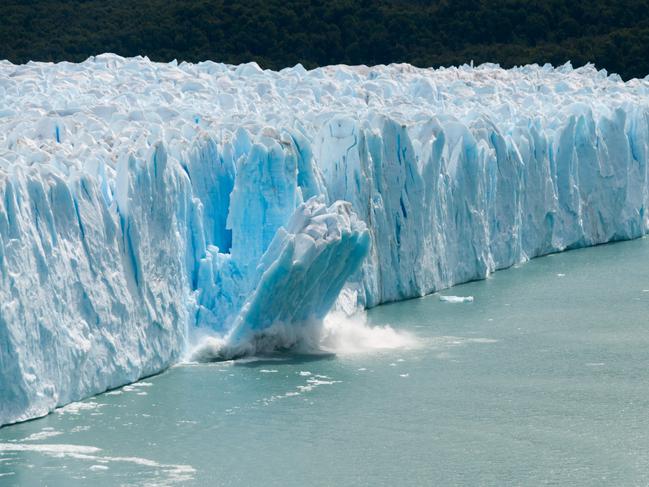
<box><xmin>2</xmin><ymin>0</ymin><xmax>649</xmax><ymax>79</ymax></box>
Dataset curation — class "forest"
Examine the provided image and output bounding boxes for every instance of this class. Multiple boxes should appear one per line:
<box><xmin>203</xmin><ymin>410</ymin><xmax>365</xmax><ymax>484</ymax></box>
<box><xmin>2</xmin><ymin>0</ymin><xmax>649</xmax><ymax>79</ymax></box>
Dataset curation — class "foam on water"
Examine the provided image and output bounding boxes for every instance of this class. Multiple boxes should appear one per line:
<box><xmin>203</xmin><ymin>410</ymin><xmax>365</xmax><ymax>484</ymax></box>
<box><xmin>21</xmin><ymin>428</ymin><xmax>63</xmax><ymax>442</ymax></box>
<box><xmin>0</xmin><ymin>442</ymin><xmax>194</xmax><ymax>485</ymax></box>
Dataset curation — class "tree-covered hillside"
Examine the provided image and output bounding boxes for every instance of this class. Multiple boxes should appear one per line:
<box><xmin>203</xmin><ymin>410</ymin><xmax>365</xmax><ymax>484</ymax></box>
<box><xmin>2</xmin><ymin>0</ymin><xmax>649</xmax><ymax>79</ymax></box>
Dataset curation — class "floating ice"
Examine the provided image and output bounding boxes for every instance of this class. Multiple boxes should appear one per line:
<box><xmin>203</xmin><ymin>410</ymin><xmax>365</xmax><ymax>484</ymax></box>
<box><xmin>439</xmin><ymin>295</ymin><xmax>474</xmax><ymax>303</ymax></box>
<box><xmin>2</xmin><ymin>55</ymin><xmax>649</xmax><ymax>424</ymax></box>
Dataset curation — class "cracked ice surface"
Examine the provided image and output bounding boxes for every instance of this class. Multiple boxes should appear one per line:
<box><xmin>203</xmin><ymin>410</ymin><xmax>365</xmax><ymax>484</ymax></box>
<box><xmin>2</xmin><ymin>55</ymin><xmax>649</xmax><ymax>424</ymax></box>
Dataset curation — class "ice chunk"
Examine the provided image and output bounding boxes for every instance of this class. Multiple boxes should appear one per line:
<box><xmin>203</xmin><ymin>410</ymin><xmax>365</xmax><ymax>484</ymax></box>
<box><xmin>191</xmin><ymin>197</ymin><xmax>370</xmax><ymax>360</ymax></box>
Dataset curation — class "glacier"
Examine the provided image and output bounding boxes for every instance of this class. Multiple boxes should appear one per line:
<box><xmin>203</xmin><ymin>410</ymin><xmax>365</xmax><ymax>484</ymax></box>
<box><xmin>2</xmin><ymin>55</ymin><xmax>649</xmax><ymax>425</ymax></box>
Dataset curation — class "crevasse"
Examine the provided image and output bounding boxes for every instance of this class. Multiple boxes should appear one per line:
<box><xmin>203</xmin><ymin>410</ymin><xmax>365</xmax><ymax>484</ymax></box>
<box><xmin>1</xmin><ymin>55</ymin><xmax>649</xmax><ymax>425</ymax></box>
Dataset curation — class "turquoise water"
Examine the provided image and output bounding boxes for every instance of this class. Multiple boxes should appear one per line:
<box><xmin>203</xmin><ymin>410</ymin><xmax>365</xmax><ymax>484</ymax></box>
<box><xmin>2</xmin><ymin>239</ymin><xmax>649</xmax><ymax>486</ymax></box>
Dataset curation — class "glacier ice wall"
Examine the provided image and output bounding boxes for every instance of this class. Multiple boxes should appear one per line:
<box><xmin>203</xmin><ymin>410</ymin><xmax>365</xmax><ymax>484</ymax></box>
<box><xmin>0</xmin><ymin>144</ymin><xmax>191</xmax><ymax>424</ymax></box>
<box><xmin>2</xmin><ymin>55</ymin><xmax>649</xmax><ymax>424</ymax></box>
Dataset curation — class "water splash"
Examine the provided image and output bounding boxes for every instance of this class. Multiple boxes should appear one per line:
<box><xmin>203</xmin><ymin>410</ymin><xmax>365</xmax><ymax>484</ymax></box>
<box><xmin>187</xmin><ymin>310</ymin><xmax>418</xmax><ymax>362</ymax></box>
<box><xmin>318</xmin><ymin>311</ymin><xmax>419</xmax><ymax>354</ymax></box>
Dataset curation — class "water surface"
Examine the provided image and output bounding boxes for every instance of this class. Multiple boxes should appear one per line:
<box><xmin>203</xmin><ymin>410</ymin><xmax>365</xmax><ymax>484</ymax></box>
<box><xmin>2</xmin><ymin>239</ymin><xmax>649</xmax><ymax>486</ymax></box>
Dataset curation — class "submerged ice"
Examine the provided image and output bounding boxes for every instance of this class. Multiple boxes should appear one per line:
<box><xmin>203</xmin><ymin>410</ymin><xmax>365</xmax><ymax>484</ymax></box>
<box><xmin>2</xmin><ymin>55</ymin><xmax>649</xmax><ymax>424</ymax></box>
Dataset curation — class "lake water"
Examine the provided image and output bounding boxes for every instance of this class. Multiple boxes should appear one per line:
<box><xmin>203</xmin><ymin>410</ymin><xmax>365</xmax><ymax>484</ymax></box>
<box><xmin>2</xmin><ymin>238</ymin><xmax>649</xmax><ymax>486</ymax></box>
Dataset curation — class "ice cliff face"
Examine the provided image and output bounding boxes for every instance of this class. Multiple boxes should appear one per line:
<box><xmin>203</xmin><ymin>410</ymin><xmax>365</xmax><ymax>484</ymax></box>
<box><xmin>2</xmin><ymin>55</ymin><xmax>649</xmax><ymax>425</ymax></box>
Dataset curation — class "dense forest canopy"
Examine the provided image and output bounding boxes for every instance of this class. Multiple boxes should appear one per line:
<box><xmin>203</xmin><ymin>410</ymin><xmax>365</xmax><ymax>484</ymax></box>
<box><xmin>2</xmin><ymin>0</ymin><xmax>649</xmax><ymax>79</ymax></box>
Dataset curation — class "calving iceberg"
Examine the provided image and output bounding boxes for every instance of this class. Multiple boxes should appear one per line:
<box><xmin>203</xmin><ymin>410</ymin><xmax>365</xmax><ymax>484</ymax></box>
<box><xmin>192</xmin><ymin>197</ymin><xmax>370</xmax><ymax>361</ymax></box>
<box><xmin>1</xmin><ymin>55</ymin><xmax>649</xmax><ymax>425</ymax></box>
